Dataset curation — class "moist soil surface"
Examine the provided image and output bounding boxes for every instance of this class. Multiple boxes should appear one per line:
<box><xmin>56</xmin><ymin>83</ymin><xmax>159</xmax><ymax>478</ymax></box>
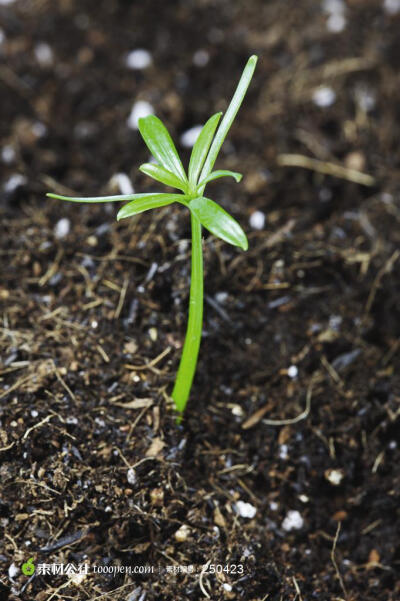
<box><xmin>1</xmin><ymin>1</ymin><xmax>400</xmax><ymax>600</ymax></box>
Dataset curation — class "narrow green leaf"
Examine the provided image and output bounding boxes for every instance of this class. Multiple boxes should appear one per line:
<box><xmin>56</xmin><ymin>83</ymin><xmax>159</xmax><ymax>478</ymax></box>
<box><xmin>117</xmin><ymin>193</ymin><xmax>189</xmax><ymax>221</ymax></box>
<box><xmin>197</xmin><ymin>170</ymin><xmax>242</xmax><ymax>189</ymax></box>
<box><xmin>189</xmin><ymin>197</ymin><xmax>248</xmax><ymax>251</ymax></box>
<box><xmin>47</xmin><ymin>192</ymin><xmax>148</xmax><ymax>203</ymax></box>
<box><xmin>139</xmin><ymin>163</ymin><xmax>187</xmax><ymax>192</ymax></box>
<box><xmin>138</xmin><ymin>115</ymin><xmax>187</xmax><ymax>182</ymax></box>
<box><xmin>199</xmin><ymin>55</ymin><xmax>258</xmax><ymax>194</ymax></box>
<box><xmin>188</xmin><ymin>112</ymin><xmax>222</xmax><ymax>187</ymax></box>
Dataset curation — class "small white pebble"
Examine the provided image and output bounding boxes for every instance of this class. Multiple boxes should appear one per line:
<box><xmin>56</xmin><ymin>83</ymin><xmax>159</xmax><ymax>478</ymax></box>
<box><xmin>127</xmin><ymin>100</ymin><xmax>154</xmax><ymax>130</ymax></box>
<box><xmin>355</xmin><ymin>87</ymin><xmax>376</xmax><ymax>112</ymax></box>
<box><xmin>1</xmin><ymin>146</ymin><xmax>15</xmax><ymax>164</ymax></box>
<box><xmin>149</xmin><ymin>327</ymin><xmax>157</xmax><ymax>341</ymax></box>
<box><xmin>8</xmin><ymin>563</ymin><xmax>18</xmax><ymax>580</ymax></box>
<box><xmin>70</xmin><ymin>572</ymin><xmax>87</xmax><ymax>585</ymax></box>
<box><xmin>382</xmin><ymin>193</ymin><xmax>393</xmax><ymax>204</ymax></box>
<box><xmin>249</xmin><ymin>210</ymin><xmax>265</xmax><ymax>230</ymax></box>
<box><xmin>279</xmin><ymin>444</ymin><xmax>289</xmax><ymax>460</ymax></box>
<box><xmin>241</xmin><ymin>547</ymin><xmax>252</xmax><ymax>558</ymax></box>
<box><xmin>327</xmin><ymin>13</ymin><xmax>347</xmax><ymax>32</ymax></box>
<box><xmin>312</xmin><ymin>86</ymin><xmax>336</xmax><ymax>107</ymax></box>
<box><xmin>287</xmin><ymin>365</ymin><xmax>298</xmax><ymax>379</ymax></box>
<box><xmin>4</xmin><ymin>174</ymin><xmax>27</xmax><ymax>193</ymax></box>
<box><xmin>322</xmin><ymin>0</ymin><xmax>345</xmax><ymax>14</ymax></box>
<box><xmin>231</xmin><ymin>404</ymin><xmax>244</xmax><ymax>417</ymax></box>
<box><xmin>270</xmin><ymin>501</ymin><xmax>279</xmax><ymax>511</ymax></box>
<box><xmin>193</xmin><ymin>49</ymin><xmax>210</xmax><ymax>67</ymax></box>
<box><xmin>54</xmin><ymin>218</ymin><xmax>70</xmax><ymax>239</ymax></box>
<box><xmin>223</xmin><ymin>583</ymin><xmax>232</xmax><ymax>592</ymax></box>
<box><xmin>282</xmin><ymin>510</ymin><xmax>304</xmax><ymax>531</ymax></box>
<box><xmin>299</xmin><ymin>494</ymin><xmax>309</xmax><ymax>503</ymax></box>
<box><xmin>325</xmin><ymin>468</ymin><xmax>344</xmax><ymax>486</ymax></box>
<box><xmin>32</xmin><ymin>121</ymin><xmax>47</xmax><ymax>138</ymax></box>
<box><xmin>215</xmin><ymin>291</ymin><xmax>228</xmax><ymax>304</ymax></box>
<box><xmin>34</xmin><ymin>42</ymin><xmax>53</xmax><ymax>66</ymax></box>
<box><xmin>104</xmin><ymin>506</ymin><xmax>112</xmax><ymax>513</ymax></box>
<box><xmin>180</xmin><ymin>125</ymin><xmax>203</xmax><ymax>148</ymax></box>
<box><xmin>91</xmin><ymin>320</ymin><xmax>98</xmax><ymax>329</ymax></box>
<box><xmin>384</xmin><ymin>0</ymin><xmax>400</xmax><ymax>15</ymax></box>
<box><xmin>329</xmin><ymin>315</ymin><xmax>342</xmax><ymax>330</ymax></box>
<box><xmin>174</xmin><ymin>524</ymin><xmax>190</xmax><ymax>542</ymax></box>
<box><xmin>0</xmin><ymin>0</ymin><xmax>16</xmax><ymax>5</ymax></box>
<box><xmin>110</xmin><ymin>172</ymin><xmax>134</xmax><ymax>195</ymax></box>
<box><xmin>127</xmin><ymin>468</ymin><xmax>136</xmax><ymax>485</ymax></box>
<box><xmin>234</xmin><ymin>501</ymin><xmax>257</xmax><ymax>519</ymax></box>
<box><xmin>389</xmin><ymin>440</ymin><xmax>397</xmax><ymax>449</ymax></box>
<box><xmin>31</xmin><ymin>410</ymin><xmax>39</xmax><ymax>418</ymax></box>
<box><xmin>66</xmin><ymin>416</ymin><xmax>78</xmax><ymax>425</ymax></box>
<box><xmin>125</xmin><ymin>49</ymin><xmax>152</xmax><ymax>70</ymax></box>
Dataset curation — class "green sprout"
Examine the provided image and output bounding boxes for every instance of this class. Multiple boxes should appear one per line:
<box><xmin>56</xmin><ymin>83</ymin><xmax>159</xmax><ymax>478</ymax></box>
<box><xmin>47</xmin><ymin>55</ymin><xmax>257</xmax><ymax>417</ymax></box>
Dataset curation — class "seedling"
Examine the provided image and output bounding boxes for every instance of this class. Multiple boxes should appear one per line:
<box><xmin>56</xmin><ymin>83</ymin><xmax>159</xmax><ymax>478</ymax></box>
<box><xmin>47</xmin><ymin>55</ymin><xmax>257</xmax><ymax>416</ymax></box>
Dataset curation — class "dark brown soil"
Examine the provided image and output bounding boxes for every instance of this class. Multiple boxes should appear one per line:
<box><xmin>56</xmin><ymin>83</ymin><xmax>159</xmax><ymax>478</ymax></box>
<box><xmin>1</xmin><ymin>1</ymin><xmax>400</xmax><ymax>600</ymax></box>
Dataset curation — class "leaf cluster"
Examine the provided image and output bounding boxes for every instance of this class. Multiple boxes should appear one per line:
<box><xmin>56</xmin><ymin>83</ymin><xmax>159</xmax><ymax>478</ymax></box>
<box><xmin>49</xmin><ymin>112</ymin><xmax>247</xmax><ymax>250</ymax></box>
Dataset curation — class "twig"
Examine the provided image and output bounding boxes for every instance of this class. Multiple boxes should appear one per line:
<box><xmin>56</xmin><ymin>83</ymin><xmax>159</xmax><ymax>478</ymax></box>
<box><xmin>0</xmin><ymin>441</ymin><xmax>15</xmax><ymax>453</ymax></box>
<box><xmin>40</xmin><ymin>175</ymin><xmax>77</xmax><ymax>196</ymax></box>
<box><xmin>199</xmin><ymin>561</ymin><xmax>211</xmax><ymax>599</ymax></box>
<box><xmin>52</xmin><ymin>360</ymin><xmax>76</xmax><ymax>402</ymax></box>
<box><xmin>96</xmin><ymin>344</ymin><xmax>110</xmax><ymax>363</ymax></box>
<box><xmin>331</xmin><ymin>522</ymin><xmax>347</xmax><ymax>600</ymax></box>
<box><xmin>260</xmin><ymin>383</ymin><xmax>312</xmax><ymax>427</ymax></box>
<box><xmin>22</xmin><ymin>414</ymin><xmax>54</xmax><ymax>440</ymax></box>
<box><xmin>124</xmin><ymin>346</ymin><xmax>171</xmax><ymax>371</ymax></box>
<box><xmin>277</xmin><ymin>154</ymin><xmax>375</xmax><ymax>187</ymax></box>
<box><xmin>365</xmin><ymin>250</ymin><xmax>400</xmax><ymax>315</ymax></box>
<box><xmin>39</xmin><ymin>249</ymin><xmax>63</xmax><ymax>287</ymax></box>
<box><xmin>88</xmin><ymin>582</ymin><xmax>139</xmax><ymax>601</ymax></box>
<box><xmin>114</xmin><ymin>277</ymin><xmax>129</xmax><ymax>319</ymax></box>
<box><xmin>293</xmin><ymin>576</ymin><xmax>303</xmax><ymax>601</ymax></box>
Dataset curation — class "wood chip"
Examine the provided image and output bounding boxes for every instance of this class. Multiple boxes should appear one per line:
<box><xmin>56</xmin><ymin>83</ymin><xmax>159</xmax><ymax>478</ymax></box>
<box><xmin>145</xmin><ymin>437</ymin><xmax>165</xmax><ymax>457</ymax></box>
<box><xmin>111</xmin><ymin>398</ymin><xmax>153</xmax><ymax>409</ymax></box>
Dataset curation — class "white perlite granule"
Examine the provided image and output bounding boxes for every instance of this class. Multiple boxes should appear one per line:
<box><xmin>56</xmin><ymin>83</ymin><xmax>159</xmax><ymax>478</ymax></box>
<box><xmin>127</xmin><ymin>468</ymin><xmax>137</xmax><ymax>485</ymax></box>
<box><xmin>287</xmin><ymin>365</ymin><xmax>298</xmax><ymax>378</ymax></box>
<box><xmin>180</xmin><ymin>125</ymin><xmax>203</xmax><ymax>148</ymax></box>
<box><xmin>54</xmin><ymin>218</ymin><xmax>70</xmax><ymax>239</ymax></box>
<box><xmin>282</xmin><ymin>510</ymin><xmax>304</xmax><ymax>531</ymax></box>
<box><xmin>125</xmin><ymin>49</ymin><xmax>152</xmax><ymax>70</ymax></box>
<box><xmin>110</xmin><ymin>173</ymin><xmax>134</xmax><ymax>195</ymax></box>
<box><xmin>249</xmin><ymin>210</ymin><xmax>265</xmax><ymax>230</ymax></box>
<box><xmin>234</xmin><ymin>501</ymin><xmax>257</xmax><ymax>519</ymax></box>
<box><xmin>127</xmin><ymin>101</ymin><xmax>154</xmax><ymax>130</ymax></box>
<box><xmin>312</xmin><ymin>86</ymin><xmax>336</xmax><ymax>107</ymax></box>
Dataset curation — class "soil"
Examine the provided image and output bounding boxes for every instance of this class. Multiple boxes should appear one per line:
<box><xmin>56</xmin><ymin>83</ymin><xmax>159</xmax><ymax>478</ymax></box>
<box><xmin>1</xmin><ymin>1</ymin><xmax>400</xmax><ymax>600</ymax></box>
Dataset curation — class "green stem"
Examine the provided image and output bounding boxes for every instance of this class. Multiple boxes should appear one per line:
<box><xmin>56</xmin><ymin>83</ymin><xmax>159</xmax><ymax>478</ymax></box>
<box><xmin>198</xmin><ymin>55</ymin><xmax>258</xmax><ymax>193</ymax></box>
<box><xmin>172</xmin><ymin>214</ymin><xmax>203</xmax><ymax>415</ymax></box>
